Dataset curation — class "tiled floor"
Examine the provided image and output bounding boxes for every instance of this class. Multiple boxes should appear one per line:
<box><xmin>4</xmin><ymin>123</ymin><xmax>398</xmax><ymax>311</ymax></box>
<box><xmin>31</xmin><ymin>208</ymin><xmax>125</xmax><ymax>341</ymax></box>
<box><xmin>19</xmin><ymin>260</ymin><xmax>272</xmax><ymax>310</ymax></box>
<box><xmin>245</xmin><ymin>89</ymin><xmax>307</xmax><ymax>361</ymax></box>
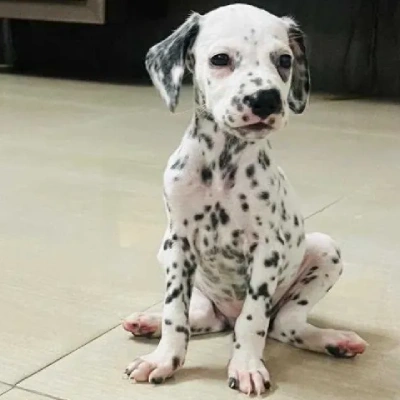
<box><xmin>0</xmin><ymin>74</ymin><xmax>399</xmax><ymax>400</ymax></box>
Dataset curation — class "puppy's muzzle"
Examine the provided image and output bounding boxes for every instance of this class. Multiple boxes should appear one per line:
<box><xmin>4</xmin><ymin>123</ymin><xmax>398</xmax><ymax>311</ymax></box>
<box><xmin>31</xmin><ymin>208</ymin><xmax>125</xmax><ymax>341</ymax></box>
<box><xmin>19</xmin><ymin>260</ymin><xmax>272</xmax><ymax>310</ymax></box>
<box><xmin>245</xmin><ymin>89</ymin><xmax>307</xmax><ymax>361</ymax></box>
<box><xmin>243</xmin><ymin>89</ymin><xmax>282</xmax><ymax>119</ymax></box>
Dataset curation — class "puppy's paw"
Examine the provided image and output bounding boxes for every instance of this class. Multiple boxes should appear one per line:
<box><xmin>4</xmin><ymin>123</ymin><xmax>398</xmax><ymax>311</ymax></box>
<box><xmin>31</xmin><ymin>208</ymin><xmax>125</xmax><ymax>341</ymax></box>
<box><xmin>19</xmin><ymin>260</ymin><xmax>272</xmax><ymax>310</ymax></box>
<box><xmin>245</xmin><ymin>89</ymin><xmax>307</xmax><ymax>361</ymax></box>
<box><xmin>122</xmin><ymin>313</ymin><xmax>161</xmax><ymax>338</ymax></box>
<box><xmin>125</xmin><ymin>350</ymin><xmax>183</xmax><ymax>384</ymax></box>
<box><xmin>228</xmin><ymin>355</ymin><xmax>271</xmax><ymax>395</ymax></box>
<box><xmin>324</xmin><ymin>330</ymin><xmax>368</xmax><ymax>358</ymax></box>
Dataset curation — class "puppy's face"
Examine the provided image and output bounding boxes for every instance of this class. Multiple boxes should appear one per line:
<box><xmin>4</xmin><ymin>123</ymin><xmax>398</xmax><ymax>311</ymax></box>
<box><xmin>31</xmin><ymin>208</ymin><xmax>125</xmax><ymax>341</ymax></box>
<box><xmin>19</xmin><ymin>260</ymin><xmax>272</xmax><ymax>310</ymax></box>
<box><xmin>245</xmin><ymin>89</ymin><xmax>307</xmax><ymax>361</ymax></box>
<box><xmin>146</xmin><ymin>4</ymin><xmax>310</xmax><ymax>141</ymax></box>
<box><xmin>193</xmin><ymin>8</ymin><xmax>296</xmax><ymax>140</ymax></box>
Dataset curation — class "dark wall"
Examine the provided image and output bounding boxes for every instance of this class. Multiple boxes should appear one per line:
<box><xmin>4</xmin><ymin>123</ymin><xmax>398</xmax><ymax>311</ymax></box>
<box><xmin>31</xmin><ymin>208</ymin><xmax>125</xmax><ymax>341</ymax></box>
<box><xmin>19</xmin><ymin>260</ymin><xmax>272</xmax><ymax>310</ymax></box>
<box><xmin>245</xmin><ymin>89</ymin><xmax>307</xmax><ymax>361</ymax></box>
<box><xmin>6</xmin><ymin>0</ymin><xmax>400</xmax><ymax>97</ymax></box>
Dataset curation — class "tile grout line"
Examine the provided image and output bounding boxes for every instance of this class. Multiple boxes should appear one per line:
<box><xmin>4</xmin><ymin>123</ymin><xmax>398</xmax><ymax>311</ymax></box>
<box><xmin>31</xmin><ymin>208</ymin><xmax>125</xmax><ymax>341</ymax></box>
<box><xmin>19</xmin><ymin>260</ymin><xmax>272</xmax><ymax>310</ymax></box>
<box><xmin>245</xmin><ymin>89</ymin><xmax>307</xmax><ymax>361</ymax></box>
<box><xmin>305</xmin><ymin>196</ymin><xmax>346</xmax><ymax>220</ymax></box>
<box><xmin>0</xmin><ymin>386</ymin><xmax>68</xmax><ymax>400</ymax></box>
<box><xmin>11</xmin><ymin>300</ymin><xmax>162</xmax><ymax>395</ymax></box>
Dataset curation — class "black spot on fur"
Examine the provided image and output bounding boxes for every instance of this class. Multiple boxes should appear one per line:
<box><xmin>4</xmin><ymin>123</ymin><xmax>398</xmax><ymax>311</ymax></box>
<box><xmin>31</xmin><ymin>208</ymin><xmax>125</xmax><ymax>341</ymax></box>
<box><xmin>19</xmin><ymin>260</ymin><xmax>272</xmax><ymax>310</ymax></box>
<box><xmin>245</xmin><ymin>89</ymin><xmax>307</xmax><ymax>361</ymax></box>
<box><xmin>164</xmin><ymin>319</ymin><xmax>172</xmax><ymax>325</ymax></box>
<box><xmin>165</xmin><ymin>284</ymin><xmax>184</xmax><ymax>304</ymax></box>
<box><xmin>284</xmin><ymin>232</ymin><xmax>292</xmax><ymax>242</ymax></box>
<box><xmin>172</xmin><ymin>356</ymin><xmax>181</xmax><ymax>370</ymax></box>
<box><xmin>246</xmin><ymin>314</ymin><xmax>253</xmax><ymax>320</ymax></box>
<box><xmin>198</xmin><ymin>133</ymin><xmax>214</xmax><ymax>150</ymax></box>
<box><xmin>259</xmin><ymin>191</ymin><xmax>270</xmax><ymax>201</ymax></box>
<box><xmin>181</xmin><ymin>238</ymin><xmax>190</xmax><ymax>252</ymax></box>
<box><xmin>297</xmin><ymin>299</ymin><xmax>309</xmax><ymax>306</ymax></box>
<box><xmin>251</xmin><ymin>77</ymin><xmax>263</xmax><ymax>86</ymax></box>
<box><xmin>249</xmin><ymin>243</ymin><xmax>258</xmax><ymax>253</ymax></box>
<box><xmin>257</xmin><ymin>330</ymin><xmax>266</xmax><ymax>337</ymax></box>
<box><xmin>201</xmin><ymin>167</ymin><xmax>213</xmax><ymax>185</ymax></box>
<box><xmin>246</xmin><ymin>164</ymin><xmax>255</xmax><ymax>178</ymax></box>
<box><xmin>264</xmin><ymin>251</ymin><xmax>280</xmax><ymax>267</ymax></box>
<box><xmin>258</xmin><ymin>150</ymin><xmax>270</xmax><ymax>169</ymax></box>
<box><xmin>194</xmin><ymin>213</ymin><xmax>204</xmax><ymax>221</ymax></box>
<box><xmin>219</xmin><ymin>208</ymin><xmax>230</xmax><ymax>224</ymax></box>
<box><xmin>210</xmin><ymin>212</ymin><xmax>219</xmax><ymax>229</ymax></box>
<box><xmin>241</xmin><ymin>203</ymin><xmax>249</xmax><ymax>212</ymax></box>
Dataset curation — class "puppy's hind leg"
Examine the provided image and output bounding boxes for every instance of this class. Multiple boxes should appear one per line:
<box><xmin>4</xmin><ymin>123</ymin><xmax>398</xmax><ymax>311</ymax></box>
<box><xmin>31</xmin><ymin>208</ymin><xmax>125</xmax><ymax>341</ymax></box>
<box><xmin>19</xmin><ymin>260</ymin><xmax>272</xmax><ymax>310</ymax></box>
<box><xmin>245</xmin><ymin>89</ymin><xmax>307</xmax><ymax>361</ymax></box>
<box><xmin>269</xmin><ymin>232</ymin><xmax>368</xmax><ymax>358</ymax></box>
<box><xmin>122</xmin><ymin>287</ymin><xmax>228</xmax><ymax>338</ymax></box>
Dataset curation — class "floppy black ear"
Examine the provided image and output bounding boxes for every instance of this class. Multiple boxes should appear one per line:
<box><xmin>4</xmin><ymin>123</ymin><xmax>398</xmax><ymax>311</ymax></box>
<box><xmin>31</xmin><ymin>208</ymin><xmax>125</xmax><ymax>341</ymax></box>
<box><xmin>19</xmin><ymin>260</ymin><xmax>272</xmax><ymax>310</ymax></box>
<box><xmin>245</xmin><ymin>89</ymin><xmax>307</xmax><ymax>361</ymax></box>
<box><xmin>282</xmin><ymin>17</ymin><xmax>311</xmax><ymax>114</ymax></box>
<box><xmin>145</xmin><ymin>13</ymin><xmax>201</xmax><ymax>112</ymax></box>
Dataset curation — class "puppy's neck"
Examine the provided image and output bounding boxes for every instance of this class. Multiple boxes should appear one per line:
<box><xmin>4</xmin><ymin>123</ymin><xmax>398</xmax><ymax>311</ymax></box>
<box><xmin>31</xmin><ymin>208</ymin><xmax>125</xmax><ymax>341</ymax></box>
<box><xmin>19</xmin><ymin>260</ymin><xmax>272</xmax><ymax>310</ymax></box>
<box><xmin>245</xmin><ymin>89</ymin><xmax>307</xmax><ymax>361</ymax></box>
<box><xmin>186</xmin><ymin>106</ymin><xmax>274</xmax><ymax>186</ymax></box>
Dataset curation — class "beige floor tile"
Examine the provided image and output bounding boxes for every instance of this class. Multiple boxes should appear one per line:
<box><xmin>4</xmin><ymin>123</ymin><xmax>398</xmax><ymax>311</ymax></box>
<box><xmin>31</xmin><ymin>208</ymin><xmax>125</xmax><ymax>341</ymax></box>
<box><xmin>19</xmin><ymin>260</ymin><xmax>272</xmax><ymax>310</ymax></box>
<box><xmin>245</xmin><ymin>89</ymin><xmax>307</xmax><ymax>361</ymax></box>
<box><xmin>305</xmin><ymin>185</ymin><xmax>400</xmax><ymax>267</ymax></box>
<box><xmin>0</xmin><ymin>384</ymin><xmax>12</xmax><ymax>396</ymax></box>
<box><xmin>1</xmin><ymin>74</ymin><xmax>399</xmax><ymax>398</ymax></box>
<box><xmin>0</xmin><ymin>388</ymin><xmax>51</xmax><ymax>400</ymax></box>
<box><xmin>19</xmin><ymin>286</ymin><xmax>399</xmax><ymax>400</ymax></box>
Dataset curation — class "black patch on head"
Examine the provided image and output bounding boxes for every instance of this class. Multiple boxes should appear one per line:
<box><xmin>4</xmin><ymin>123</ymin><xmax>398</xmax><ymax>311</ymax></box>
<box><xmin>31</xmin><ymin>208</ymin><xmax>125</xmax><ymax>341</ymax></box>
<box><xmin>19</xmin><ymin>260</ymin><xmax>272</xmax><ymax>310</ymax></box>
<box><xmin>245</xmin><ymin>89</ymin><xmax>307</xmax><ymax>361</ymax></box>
<box><xmin>286</xmin><ymin>22</ymin><xmax>311</xmax><ymax>114</ymax></box>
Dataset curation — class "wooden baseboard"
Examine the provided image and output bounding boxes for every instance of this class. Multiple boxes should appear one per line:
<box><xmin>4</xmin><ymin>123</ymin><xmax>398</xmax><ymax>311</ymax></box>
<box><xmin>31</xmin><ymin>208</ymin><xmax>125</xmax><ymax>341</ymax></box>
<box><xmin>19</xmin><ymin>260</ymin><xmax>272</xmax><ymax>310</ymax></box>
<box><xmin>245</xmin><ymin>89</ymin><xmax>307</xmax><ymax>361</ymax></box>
<box><xmin>0</xmin><ymin>0</ymin><xmax>106</xmax><ymax>24</ymax></box>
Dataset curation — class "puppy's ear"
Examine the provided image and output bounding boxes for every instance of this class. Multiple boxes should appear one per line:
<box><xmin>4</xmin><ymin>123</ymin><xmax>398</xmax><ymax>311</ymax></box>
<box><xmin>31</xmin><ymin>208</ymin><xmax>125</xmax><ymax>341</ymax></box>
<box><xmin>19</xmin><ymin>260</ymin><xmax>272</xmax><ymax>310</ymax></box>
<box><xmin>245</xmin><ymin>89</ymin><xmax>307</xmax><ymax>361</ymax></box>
<box><xmin>145</xmin><ymin>13</ymin><xmax>201</xmax><ymax>112</ymax></box>
<box><xmin>282</xmin><ymin>17</ymin><xmax>310</xmax><ymax>114</ymax></box>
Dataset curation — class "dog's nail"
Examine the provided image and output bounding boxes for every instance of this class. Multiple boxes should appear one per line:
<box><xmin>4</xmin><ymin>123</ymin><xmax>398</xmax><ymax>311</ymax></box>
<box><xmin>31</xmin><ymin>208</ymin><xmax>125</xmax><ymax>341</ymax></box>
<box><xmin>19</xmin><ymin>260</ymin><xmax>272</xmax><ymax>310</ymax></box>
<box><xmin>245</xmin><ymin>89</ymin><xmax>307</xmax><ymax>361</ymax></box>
<box><xmin>150</xmin><ymin>377</ymin><xmax>164</xmax><ymax>385</ymax></box>
<box><xmin>264</xmin><ymin>380</ymin><xmax>271</xmax><ymax>390</ymax></box>
<box><xmin>228</xmin><ymin>377</ymin><xmax>238</xmax><ymax>389</ymax></box>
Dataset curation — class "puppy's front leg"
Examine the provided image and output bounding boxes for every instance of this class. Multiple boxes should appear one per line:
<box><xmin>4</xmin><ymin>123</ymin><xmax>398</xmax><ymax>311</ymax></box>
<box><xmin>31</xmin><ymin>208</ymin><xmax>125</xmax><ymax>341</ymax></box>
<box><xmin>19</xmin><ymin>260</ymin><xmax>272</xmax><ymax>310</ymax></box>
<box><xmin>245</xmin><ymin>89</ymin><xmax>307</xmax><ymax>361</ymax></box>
<box><xmin>125</xmin><ymin>235</ymin><xmax>196</xmax><ymax>384</ymax></box>
<box><xmin>228</xmin><ymin>245</ymin><xmax>281</xmax><ymax>395</ymax></box>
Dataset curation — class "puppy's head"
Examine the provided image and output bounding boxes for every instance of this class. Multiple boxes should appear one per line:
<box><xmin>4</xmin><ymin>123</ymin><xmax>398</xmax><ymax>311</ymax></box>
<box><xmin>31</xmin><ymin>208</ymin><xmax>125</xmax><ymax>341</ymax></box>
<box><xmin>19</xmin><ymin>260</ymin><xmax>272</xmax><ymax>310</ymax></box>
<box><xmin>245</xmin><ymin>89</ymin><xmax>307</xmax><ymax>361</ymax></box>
<box><xmin>146</xmin><ymin>4</ymin><xmax>310</xmax><ymax>140</ymax></box>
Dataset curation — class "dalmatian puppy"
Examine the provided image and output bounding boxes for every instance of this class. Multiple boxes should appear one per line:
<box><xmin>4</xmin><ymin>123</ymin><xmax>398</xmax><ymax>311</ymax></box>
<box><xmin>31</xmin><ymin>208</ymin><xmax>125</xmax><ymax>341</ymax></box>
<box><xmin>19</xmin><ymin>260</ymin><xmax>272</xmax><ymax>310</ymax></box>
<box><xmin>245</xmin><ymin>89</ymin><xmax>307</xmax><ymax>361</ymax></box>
<box><xmin>123</xmin><ymin>3</ymin><xmax>367</xmax><ymax>395</ymax></box>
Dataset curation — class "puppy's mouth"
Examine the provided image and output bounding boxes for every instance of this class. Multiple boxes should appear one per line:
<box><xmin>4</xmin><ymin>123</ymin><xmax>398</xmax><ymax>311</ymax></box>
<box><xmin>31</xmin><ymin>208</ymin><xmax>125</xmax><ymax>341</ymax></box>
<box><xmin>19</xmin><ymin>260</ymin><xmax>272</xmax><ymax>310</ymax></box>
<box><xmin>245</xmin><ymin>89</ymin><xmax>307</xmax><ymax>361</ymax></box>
<box><xmin>242</xmin><ymin>122</ymin><xmax>272</xmax><ymax>131</ymax></box>
<box><xmin>236</xmin><ymin>122</ymin><xmax>273</xmax><ymax>136</ymax></box>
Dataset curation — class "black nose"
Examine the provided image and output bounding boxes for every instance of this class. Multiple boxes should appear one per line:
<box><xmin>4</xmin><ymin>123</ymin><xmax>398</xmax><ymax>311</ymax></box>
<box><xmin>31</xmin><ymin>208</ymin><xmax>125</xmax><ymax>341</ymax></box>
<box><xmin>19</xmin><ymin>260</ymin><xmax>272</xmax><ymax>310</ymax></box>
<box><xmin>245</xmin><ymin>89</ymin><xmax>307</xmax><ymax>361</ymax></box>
<box><xmin>243</xmin><ymin>89</ymin><xmax>282</xmax><ymax>119</ymax></box>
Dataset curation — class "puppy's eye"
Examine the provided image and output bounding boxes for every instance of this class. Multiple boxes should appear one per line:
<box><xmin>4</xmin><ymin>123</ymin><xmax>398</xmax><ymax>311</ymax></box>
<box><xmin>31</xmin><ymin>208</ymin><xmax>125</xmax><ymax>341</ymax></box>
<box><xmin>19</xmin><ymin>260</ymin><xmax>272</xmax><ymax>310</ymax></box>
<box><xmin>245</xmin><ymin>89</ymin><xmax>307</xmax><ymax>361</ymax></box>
<box><xmin>210</xmin><ymin>53</ymin><xmax>231</xmax><ymax>67</ymax></box>
<box><xmin>279</xmin><ymin>54</ymin><xmax>292</xmax><ymax>69</ymax></box>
